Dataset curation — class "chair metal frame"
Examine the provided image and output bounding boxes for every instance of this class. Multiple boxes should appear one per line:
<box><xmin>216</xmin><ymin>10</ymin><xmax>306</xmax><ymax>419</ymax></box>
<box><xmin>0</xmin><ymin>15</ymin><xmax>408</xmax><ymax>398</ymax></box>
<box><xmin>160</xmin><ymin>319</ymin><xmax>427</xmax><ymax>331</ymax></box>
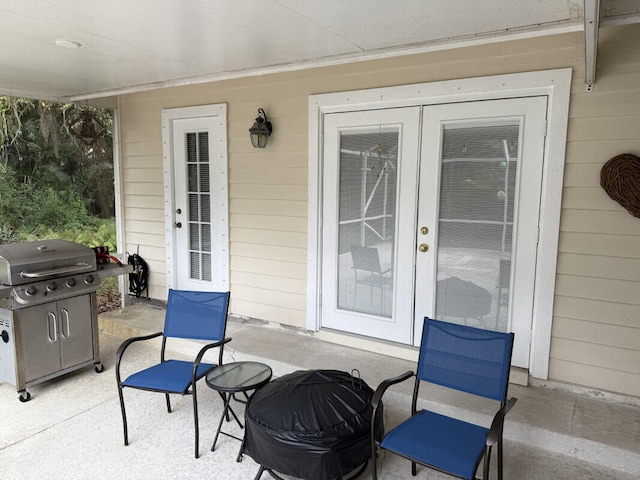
<box><xmin>115</xmin><ymin>289</ymin><xmax>231</xmax><ymax>458</ymax></box>
<box><xmin>371</xmin><ymin>317</ymin><xmax>517</xmax><ymax>480</ymax></box>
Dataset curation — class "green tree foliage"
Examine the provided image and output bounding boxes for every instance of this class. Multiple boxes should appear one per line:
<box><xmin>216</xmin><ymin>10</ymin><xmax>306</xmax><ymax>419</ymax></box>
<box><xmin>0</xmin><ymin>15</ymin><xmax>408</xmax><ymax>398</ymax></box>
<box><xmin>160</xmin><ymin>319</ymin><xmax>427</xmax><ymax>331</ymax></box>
<box><xmin>0</xmin><ymin>97</ymin><xmax>114</xmax><ymax>243</ymax></box>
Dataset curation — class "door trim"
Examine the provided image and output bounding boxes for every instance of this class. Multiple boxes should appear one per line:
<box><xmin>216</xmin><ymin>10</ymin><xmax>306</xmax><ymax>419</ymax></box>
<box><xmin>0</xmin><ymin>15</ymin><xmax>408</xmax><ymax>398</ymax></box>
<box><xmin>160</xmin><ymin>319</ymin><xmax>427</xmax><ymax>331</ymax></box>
<box><xmin>161</xmin><ymin>103</ymin><xmax>229</xmax><ymax>291</ymax></box>
<box><xmin>308</xmin><ymin>69</ymin><xmax>571</xmax><ymax>380</ymax></box>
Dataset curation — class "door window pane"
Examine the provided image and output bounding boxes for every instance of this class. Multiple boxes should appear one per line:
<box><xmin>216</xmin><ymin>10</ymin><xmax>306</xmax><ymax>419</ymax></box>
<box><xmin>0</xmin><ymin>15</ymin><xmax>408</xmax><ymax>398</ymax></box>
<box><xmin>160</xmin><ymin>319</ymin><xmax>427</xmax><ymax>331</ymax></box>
<box><xmin>337</xmin><ymin>130</ymin><xmax>398</xmax><ymax>317</ymax></box>
<box><xmin>185</xmin><ymin>131</ymin><xmax>212</xmax><ymax>281</ymax></box>
<box><xmin>435</xmin><ymin>123</ymin><xmax>519</xmax><ymax>331</ymax></box>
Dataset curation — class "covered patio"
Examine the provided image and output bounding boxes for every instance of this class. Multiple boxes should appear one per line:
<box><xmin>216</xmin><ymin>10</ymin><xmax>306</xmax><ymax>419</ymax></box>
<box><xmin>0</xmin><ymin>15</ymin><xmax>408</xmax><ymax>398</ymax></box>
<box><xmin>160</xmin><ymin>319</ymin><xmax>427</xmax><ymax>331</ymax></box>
<box><xmin>1</xmin><ymin>305</ymin><xmax>639</xmax><ymax>479</ymax></box>
<box><xmin>2</xmin><ymin>2</ymin><xmax>640</xmax><ymax>478</ymax></box>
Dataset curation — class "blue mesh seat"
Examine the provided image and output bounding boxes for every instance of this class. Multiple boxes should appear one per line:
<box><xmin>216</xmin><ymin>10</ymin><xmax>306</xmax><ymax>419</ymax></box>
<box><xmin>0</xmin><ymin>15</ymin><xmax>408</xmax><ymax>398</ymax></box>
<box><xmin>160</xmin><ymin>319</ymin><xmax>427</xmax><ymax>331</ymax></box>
<box><xmin>371</xmin><ymin>317</ymin><xmax>517</xmax><ymax>480</ymax></box>
<box><xmin>115</xmin><ymin>290</ymin><xmax>231</xmax><ymax>458</ymax></box>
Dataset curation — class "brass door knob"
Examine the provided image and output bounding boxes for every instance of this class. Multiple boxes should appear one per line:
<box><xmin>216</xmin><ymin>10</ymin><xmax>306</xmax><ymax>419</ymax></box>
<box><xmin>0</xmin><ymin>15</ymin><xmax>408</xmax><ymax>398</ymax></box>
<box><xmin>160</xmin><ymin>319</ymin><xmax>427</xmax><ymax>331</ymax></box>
<box><xmin>419</xmin><ymin>243</ymin><xmax>428</xmax><ymax>252</ymax></box>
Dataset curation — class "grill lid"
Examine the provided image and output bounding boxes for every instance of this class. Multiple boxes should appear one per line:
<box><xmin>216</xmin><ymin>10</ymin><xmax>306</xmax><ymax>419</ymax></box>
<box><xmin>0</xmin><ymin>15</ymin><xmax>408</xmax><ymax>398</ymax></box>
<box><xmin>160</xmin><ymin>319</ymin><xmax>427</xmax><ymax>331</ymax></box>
<box><xmin>0</xmin><ymin>240</ymin><xmax>97</xmax><ymax>286</ymax></box>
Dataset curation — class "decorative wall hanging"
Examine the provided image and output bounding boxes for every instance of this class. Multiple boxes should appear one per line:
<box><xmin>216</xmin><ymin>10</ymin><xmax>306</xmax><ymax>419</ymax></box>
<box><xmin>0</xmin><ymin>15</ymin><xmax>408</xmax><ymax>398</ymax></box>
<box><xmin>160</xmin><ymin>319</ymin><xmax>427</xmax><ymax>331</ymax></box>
<box><xmin>600</xmin><ymin>153</ymin><xmax>640</xmax><ymax>218</ymax></box>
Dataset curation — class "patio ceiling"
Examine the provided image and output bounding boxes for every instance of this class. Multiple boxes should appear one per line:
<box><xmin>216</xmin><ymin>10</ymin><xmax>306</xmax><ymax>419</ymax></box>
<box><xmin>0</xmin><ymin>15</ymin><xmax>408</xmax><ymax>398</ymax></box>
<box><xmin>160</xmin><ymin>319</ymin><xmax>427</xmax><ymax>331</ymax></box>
<box><xmin>0</xmin><ymin>1</ymin><xmax>639</xmax><ymax>103</ymax></box>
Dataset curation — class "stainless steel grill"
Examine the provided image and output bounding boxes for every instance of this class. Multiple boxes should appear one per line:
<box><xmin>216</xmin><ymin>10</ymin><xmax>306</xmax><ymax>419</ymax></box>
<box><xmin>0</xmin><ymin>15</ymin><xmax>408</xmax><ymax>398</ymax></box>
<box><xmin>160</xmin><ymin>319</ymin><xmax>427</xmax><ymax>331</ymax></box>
<box><xmin>0</xmin><ymin>240</ymin><xmax>104</xmax><ymax>402</ymax></box>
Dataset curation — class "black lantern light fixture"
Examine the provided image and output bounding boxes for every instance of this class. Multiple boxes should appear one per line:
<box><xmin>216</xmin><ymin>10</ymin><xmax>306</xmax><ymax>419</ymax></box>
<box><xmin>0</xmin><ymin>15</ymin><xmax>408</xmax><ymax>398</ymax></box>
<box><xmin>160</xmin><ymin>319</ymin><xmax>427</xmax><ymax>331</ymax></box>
<box><xmin>249</xmin><ymin>108</ymin><xmax>273</xmax><ymax>148</ymax></box>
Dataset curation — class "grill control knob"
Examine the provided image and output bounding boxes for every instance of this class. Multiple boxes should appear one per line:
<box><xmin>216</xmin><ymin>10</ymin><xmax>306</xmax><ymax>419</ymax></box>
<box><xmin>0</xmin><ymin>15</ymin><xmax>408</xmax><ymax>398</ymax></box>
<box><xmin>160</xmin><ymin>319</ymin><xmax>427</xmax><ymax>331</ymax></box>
<box><xmin>47</xmin><ymin>281</ymin><xmax>58</xmax><ymax>292</ymax></box>
<box><xmin>25</xmin><ymin>285</ymin><xmax>38</xmax><ymax>296</ymax></box>
<box><xmin>85</xmin><ymin>274</ymin><xmax>95</xmax><ymax>284</ymax></box>
<box><xmin>67</xmin><ymin>278</ymin><xmax>77</xmax><ymax>287</ymax></box>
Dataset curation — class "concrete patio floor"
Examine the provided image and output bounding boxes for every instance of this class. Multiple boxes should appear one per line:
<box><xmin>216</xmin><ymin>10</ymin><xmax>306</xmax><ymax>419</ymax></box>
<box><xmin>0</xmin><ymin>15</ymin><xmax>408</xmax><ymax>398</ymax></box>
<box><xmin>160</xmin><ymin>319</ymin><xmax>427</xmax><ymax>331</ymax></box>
<box><xmin>1</xmin><ymin>303</ymin><xmax>639</xmax><ymax>480</ymax></box>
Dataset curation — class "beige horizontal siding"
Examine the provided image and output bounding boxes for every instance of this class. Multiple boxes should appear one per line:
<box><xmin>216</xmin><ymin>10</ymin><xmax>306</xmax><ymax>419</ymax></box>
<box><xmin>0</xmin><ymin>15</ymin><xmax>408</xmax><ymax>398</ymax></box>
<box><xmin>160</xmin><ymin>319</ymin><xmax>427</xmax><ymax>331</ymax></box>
<box><xmin>231</xmin><ymin>299</ymin><xmax>305</xmax><ymax>326</ymax></box>
<box><xmin>553</xmin><ymin>317</ymin><xmax>640</xmax><ymax>351</ymax></box>
<box><xmin>565</xmin><ymin>140</ymin><xmax>640</xmax><ymax>164</ymax></box>
<box><xmin>117</xmin><ymin>22</ymin><xmax>640</xmax><ymax>397</ymax></box>
<box><xmin>560</xmin><ymin>209</ymin><xmax>640</xmax><ymax>235</ymax></box>
<box><xmin>230</xmin><ymin>228</ymin><xmax>307</xmax><ymax>249</ymax></box>
<box><xmin>549</xmin><ymin>360</ymin><xmax>640</xmax><ymax>398</ymax></box>
<box><xmin>554</xmin><ymin>296</ymin><xmax>640</xmax><ymax>328</ymax></box>
<box><xmin>231</xmin><ymin>271</ymin><xmax>306</xmax><ymax>295</ymax></box>
<box><xmin>230</xmin><ymin>256</ymin><xmax>306</xmax><ymax>280</ymax></box>
<box><xmin>229</xmin><ymin>214</ymin><xmax>307</xmax><ymax>233</ymax></box>
<box><xmin>551</xmin><ymin>337</ymin><xmax>640</xmax><ymax>376</ymax></box>
<box><xmin>555</xmin><ymin>274</ymin><xmax>640</xmax><ymax>305</ymax></box>
<box><xmin>558</xmin><ymin>232</ymin><xmax>640</xmax><ymax>259</ymax></box>
<box><xmin>550</xmin><ymin>24</ymin><xmax>640</xmax><ymax>396</ymax></box>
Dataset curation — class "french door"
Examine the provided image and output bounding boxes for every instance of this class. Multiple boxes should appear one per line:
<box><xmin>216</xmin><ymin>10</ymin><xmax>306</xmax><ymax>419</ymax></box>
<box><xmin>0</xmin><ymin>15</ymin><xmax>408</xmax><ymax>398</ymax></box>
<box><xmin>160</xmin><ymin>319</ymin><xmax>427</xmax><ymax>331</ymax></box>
<box><xmin>321</xmin><ymin>108</ymin><xmax>420</xmax><ymax>344</ymax></box>
<box><xmin>321</xmin><ymin>97</ymin><xmax>547</xmax><ymax>368</ymax></box>
<box><xmin>416</xmin><ymin>97</ymin><xmax>547</xmax><ymax>367</ymax></box>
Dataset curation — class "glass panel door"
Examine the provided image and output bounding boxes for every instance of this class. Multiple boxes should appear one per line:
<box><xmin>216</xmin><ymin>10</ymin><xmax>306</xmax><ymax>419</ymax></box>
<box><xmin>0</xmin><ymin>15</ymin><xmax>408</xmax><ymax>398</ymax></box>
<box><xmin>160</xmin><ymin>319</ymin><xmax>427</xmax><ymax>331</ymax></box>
<box><xmin>417</xmin><ymin>97</ymin><xmax>547</xmax><ymax>368</ymax></box>
<box><xmin>171</xmin><ymin>115</ymin><xmax>229</xmax><ymax>292</ymax></box>
<box><xmin>322</xmin><ymin>108</ymin><xmax>420</xmax><ymax>344</ymax></box>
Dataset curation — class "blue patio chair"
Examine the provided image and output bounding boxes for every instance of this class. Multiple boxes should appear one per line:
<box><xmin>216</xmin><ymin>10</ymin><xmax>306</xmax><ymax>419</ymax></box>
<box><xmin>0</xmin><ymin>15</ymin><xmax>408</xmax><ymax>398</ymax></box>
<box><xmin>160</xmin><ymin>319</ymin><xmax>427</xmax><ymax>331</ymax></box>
<box><xmin>115</xmin><ymin>290</ymin><xmax>231</xmax><ymax>458</ymax></box>
<box><xmin>371</xmin><ymin>317</ymin><xmax>517</xmax><ymax>480</ymax></box>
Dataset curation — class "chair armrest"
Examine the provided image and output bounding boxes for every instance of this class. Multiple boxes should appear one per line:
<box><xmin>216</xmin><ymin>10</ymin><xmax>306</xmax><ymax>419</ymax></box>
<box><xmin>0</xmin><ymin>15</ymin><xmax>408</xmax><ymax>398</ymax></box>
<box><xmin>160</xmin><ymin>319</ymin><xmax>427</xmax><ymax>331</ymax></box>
<box><xmin>486</xmin><ymin>397</ymin><xmax>518</xmax><ymax>446</ymax></box>
<box><xmin>370</xmin><ymin>371</ymin><xmax>414</xmax><ymax>446</ymax></box>
<box><xmin>192</xmin><ymin>337</ymin><xmax>233</xmax><ymax>377</ymax></box>
<box><xmin>115</xmin><ymin>331</ymin><xmax>163</xmax><ymax>383</ymax></box>
<box><xmin>372</xmin><ymin>370</ymin><xmax>414</xmax><ymax>408</ymax></box>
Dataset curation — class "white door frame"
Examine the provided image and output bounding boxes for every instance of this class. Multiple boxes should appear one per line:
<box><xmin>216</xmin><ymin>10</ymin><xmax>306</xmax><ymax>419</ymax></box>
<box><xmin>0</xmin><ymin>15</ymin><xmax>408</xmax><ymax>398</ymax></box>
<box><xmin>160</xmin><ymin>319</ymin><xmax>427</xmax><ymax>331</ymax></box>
<box><xmin>161</xmin><ymin>103</ymin><xmax>229</xmax><ymax>291</ymax></box>
<box><xmin>307</xmin><ymin>69</ymin><xmax>571</xmax><ymax>380</ymax></box>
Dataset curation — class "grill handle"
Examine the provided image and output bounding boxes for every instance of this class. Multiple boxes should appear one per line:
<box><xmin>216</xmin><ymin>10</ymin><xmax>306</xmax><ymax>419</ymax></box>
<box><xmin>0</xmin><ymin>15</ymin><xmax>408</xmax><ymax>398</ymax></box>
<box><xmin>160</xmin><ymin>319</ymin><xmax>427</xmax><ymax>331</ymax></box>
<box><xmin>61</xmin><ymin>308</ymin><xmax>70</xmax><ymax>339</ymax></box>
<box><xmin>20</xmin><ymin>262</ymin><xmax>93</xmax><ymax>279</ymax></box>
<box><xmin>48</xmin><ymin>312</ymin><xmax>57</xmax><ymax>343</ymax></box>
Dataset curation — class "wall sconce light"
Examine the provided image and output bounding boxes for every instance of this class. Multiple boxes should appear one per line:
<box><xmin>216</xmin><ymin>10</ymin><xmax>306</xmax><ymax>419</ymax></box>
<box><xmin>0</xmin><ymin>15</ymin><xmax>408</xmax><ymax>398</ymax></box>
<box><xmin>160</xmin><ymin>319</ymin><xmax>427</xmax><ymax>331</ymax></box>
<box><xmin>249</xmin><ymin>108</ymin><xmax>273</xmax><ymax>148</ymax></box>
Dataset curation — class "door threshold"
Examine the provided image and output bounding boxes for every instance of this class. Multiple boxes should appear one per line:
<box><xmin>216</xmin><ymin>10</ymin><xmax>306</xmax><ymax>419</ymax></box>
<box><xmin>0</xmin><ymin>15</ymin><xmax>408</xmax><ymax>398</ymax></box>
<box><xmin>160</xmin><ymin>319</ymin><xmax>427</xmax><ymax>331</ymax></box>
<box><xmin>318</xmin><ymin>328</ymin><xmax>419</xmax><ymax>362</ymax></box>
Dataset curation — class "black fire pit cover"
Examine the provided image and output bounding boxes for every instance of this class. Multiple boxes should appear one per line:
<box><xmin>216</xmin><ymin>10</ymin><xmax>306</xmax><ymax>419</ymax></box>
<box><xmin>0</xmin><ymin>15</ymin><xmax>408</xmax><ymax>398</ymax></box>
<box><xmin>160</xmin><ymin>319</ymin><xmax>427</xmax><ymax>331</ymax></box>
<box><xmin>244</xmin><ymin>369</ymin><xmax>384</xmax><ymax>480</ymax></box>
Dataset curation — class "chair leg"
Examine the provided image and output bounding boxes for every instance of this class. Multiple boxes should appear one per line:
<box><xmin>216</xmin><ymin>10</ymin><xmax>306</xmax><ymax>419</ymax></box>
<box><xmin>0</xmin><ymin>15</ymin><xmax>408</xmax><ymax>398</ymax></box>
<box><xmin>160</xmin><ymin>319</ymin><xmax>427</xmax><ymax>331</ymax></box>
<box><xmin>117</xmin><ymin>385</ymin><xmax>129</xmax><ymax>446</ymax></box>
<box><xmin>483</xmin><ymin>446</ymin><xmax>492</xmax><ymax>480</ymax></box>
<box><xmin>498</xmin><ymin>440</ymin><xmax>504</xmax><ymax>480</ymax></box>
<box><xmin>193</xmin><ymin>386</ymin><xmax>200</xmax><ymax>458</ymax></box>
<box><xmin>411</xmin><ymin>461</ymin><xmax>417</xmax><ymax>476</ymax></box>
<box><xmin>371</xmin><ymin>443</ymin><xmax>378</xmax><ymax>480</ymax></box>
<box><xmin>165</xmin><ymin>393</ymin><xmax>172</xmax><ymax>413</ymax></box>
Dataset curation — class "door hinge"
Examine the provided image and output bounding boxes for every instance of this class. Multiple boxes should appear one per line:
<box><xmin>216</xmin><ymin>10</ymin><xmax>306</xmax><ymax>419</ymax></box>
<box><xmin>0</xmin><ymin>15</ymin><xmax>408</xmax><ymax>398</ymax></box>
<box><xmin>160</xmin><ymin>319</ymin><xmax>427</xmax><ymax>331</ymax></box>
<box><xmin>542</xmin><ymin>120</ymin><xmax>548</xmax><ymax>138</ymax></box>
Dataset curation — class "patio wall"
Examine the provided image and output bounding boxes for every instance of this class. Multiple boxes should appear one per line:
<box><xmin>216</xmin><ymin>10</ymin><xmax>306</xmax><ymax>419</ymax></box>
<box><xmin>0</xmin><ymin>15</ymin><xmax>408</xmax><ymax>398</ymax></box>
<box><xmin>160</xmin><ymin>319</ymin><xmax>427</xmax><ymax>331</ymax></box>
<box><xmin>118</xmin><ymin>24</ymin><xmax>640</xmax><ymax>397</ymax></box>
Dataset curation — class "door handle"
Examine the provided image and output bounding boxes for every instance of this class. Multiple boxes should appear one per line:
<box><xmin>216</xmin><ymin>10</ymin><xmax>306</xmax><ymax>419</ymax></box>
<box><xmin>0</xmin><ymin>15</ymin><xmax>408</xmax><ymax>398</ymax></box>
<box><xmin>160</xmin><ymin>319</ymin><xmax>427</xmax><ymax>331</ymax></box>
<box><xmin>418</xmin><ymin>243</ymin><xmax>429</xmax><ymax>252</ymax></box>
<box><xmin>174</xmin><ymin>222</ymin><xmax>182</xmax><ymax>228</ymax></box>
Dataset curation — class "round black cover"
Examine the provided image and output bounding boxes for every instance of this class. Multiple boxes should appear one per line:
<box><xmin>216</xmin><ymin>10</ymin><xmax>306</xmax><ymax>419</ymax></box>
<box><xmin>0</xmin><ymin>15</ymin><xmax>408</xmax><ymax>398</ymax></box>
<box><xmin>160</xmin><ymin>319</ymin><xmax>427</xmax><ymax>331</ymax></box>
<box><xmin>244</xmin><ymin>369</ymin><xmax>384</xmax><ymax>480</ymax></box>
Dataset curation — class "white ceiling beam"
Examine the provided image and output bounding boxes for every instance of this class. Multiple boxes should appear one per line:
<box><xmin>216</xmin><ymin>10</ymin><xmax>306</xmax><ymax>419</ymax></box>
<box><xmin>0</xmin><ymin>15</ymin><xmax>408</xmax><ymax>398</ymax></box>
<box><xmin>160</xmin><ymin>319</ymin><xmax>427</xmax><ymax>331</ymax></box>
<box><xmin>584</xmin><ymin>0</ymin><xmax>600</xmax><ymax>92</ymax></box>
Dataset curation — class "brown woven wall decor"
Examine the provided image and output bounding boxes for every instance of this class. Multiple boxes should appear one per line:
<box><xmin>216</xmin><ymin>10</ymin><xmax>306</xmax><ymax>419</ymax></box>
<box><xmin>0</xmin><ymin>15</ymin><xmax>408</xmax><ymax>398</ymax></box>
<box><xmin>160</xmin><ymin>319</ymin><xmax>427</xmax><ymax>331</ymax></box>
<box><xmin>600</xmin><ymin>153</ymin><xmax>640</xmax><ymax>218</ymax></box>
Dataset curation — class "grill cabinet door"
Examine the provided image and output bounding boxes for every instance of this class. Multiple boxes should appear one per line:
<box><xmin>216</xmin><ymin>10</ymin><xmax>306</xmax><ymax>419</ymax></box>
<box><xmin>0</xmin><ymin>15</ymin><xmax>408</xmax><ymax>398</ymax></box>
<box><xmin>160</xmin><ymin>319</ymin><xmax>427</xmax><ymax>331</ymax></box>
<box><xmin>18</xmin><ymin>303</ymin><xmax>62</xmax><ymax>382</ymax></box>
<box><xmin>58</xmin><ymin>295</ymin><xmax>94</xmax><ymax>370</ymax></box>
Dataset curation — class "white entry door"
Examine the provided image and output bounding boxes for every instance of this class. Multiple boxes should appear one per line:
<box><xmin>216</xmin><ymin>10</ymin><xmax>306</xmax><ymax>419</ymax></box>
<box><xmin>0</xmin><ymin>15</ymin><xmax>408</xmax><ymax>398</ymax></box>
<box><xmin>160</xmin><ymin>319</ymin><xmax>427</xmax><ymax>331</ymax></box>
<box><xmin>321</xmin><ymin>97</ymin><xmax>547</xmax><ymax>368</ymax></box>
<box><xmin>416</xmin><ymin>97</ymin><xmax>547</xmax><ymax>368</ymax></box>
<box><xmin>321</xmin><ymin>108</ymin><xmax>420</xmax><ymax>344</ymax></box>
<box><xmin>163</xmin><ymin>105</ymin><xmax>229</xmax><ymax>292</ymax></box>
